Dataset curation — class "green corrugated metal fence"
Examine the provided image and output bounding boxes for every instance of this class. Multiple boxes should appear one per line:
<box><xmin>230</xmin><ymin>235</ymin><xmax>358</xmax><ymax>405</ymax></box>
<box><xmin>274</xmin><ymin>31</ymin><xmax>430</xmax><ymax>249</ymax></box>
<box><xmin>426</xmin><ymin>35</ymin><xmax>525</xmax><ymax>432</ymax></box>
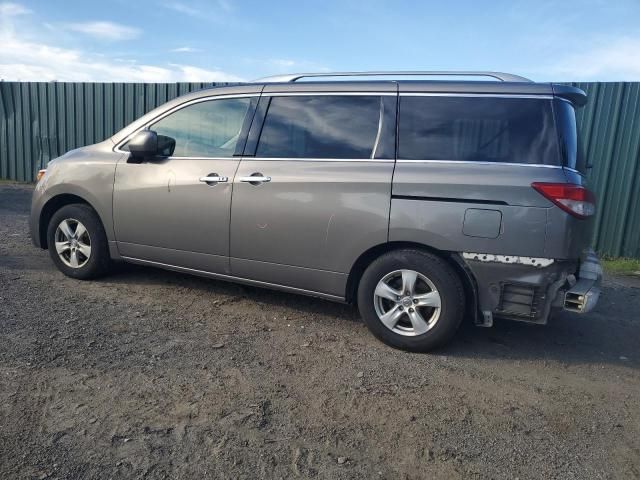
<box><xmin>1</xmin><ymin>81</ymin><xmax>639</xmax><ymax>258</ymax></box>
<box><xmin>0</xmin><ymin>82</ymin><xmax>228</xmax><ymax>182</ymax></box>
<box><xmin>567</xmin><ymin>83</ymin><xmax>640</xmax><ymax>259</ymax></box>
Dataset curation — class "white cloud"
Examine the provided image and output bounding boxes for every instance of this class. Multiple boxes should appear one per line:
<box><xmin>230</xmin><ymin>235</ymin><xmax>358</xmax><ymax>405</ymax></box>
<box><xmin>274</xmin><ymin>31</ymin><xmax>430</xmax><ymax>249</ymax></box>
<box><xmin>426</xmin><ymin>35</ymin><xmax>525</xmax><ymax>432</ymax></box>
<box><xmin>0</xmin><ymin>2</ymin><xmax>31</xmax><ymax>16</ymax></box>
<box><xmin>245</xmin><ymin>58</ymin><xmax>330</xmax><ymax>79</ymax></box>
<box><xmin>0</xmin><ymin>7</ymin><xmax>242</xmax><ymax>82</ymax></box>
<box><xmin>268</xmin><ymin>59</ymin><xmax>297</xmax><ymax>69</ymax></box>
<box><xmin>539</xmin><ymin>36</ymin><xmax>640</xmax><ymax>81</ymax></box>
<box><xmin>169</xmin><ymin>46</ymin><xmax>202</xmax><ymax>53</ymax></box>
<box><xmin>0</xmin><ymin>31</ymin><xmax>243</xmax><ymax>82</ymax></box>
<box><xmin>66</xmin><ymin>21</ymin><xmax>140</xmax><ymax>41</ymax></box>
<box><xmin>168</xmin><ymin>63</ymin><xmax>242</xmax><ymax>82</ymax></box>
<box><xmin>162</xmin><ymin>1</ymin><xmax>233</xmax><ymax>20</ymax></box>
<box><xmin>163</xmin><ymin>2</ymin><xmax>201</xmax><ymax>16</ymax></box>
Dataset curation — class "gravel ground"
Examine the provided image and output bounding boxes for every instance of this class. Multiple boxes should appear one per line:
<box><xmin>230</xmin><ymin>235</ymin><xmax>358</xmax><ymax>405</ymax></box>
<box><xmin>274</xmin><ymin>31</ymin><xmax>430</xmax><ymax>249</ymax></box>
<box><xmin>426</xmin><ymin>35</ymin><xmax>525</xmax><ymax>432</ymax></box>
<box><xmin>1</xmin><ymin>182</ymin><xmax>639</xmax><ymax>479</ymax></box>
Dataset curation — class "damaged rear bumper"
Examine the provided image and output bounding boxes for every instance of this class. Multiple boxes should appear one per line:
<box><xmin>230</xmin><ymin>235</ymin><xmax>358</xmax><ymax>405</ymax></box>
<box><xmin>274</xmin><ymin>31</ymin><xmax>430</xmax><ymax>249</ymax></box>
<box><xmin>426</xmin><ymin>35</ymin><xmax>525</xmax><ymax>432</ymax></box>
<box><xmin>461</xmin><ymin>249</ymin><xmax>602</xmax><ymax>326</ymax></box>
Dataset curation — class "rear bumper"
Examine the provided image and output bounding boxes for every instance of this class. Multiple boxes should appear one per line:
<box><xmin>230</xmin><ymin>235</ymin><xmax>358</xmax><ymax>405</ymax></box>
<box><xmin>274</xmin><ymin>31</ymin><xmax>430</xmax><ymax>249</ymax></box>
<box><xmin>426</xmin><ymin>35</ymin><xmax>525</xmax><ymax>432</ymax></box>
<box><xmin>461</xmin><ymin>249</ymin><xmax>601</xmax><ymax>326</ymax></box>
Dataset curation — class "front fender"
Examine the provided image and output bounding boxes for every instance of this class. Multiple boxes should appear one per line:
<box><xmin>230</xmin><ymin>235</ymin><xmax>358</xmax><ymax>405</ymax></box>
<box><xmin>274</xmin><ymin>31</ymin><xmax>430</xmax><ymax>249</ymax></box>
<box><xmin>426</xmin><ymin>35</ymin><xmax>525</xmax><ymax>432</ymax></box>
<box><xmin>30</xmin><ymin>140</ymin><xmax>123</xmax><ymax>247</ymax></box>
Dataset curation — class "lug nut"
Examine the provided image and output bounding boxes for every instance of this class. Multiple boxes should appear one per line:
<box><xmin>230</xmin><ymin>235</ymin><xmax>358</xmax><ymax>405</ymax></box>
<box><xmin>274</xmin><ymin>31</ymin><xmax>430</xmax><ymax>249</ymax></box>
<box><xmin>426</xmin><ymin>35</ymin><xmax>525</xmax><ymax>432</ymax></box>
<box><xmin>413</xmin><ymin>299</ymin><xmax>418</xmax><ymax>304</ymax></box>
<box><xmin>399</xmin><ymin>306</ymin><xmax>404</xmax><ymax>311</ymax></box>
<box><xmin>409</xmin><ymin>308</ymin><xmax>414</xmax><ymax>313</ymax></box>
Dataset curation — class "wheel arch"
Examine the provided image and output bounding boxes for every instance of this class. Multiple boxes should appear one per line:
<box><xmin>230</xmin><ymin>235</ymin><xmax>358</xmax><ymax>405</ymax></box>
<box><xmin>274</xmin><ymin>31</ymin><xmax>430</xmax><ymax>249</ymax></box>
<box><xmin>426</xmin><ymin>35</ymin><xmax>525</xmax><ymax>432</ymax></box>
<box><xmin>39</xmin><ymin>194</ymin><xmax>98</xmax><ymax>249</ymax></box>
<box><xmin>345</xmin><ymin>241</ymin><xmax>479</xmax><ymax>323</ymax></box>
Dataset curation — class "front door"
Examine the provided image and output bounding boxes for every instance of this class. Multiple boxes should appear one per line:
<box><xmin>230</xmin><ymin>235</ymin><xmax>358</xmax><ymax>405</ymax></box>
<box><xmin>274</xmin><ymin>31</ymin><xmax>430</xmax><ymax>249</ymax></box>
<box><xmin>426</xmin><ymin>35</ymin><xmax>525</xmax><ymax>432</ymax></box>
<box><xmin>229</xmin><ymin>93</ymin><xmax>397</xmax><ymax>296</ymax></box>
<box><xmin>113</xmin><ymin>95</ymin><xmax>255</xmax><ymax>273</ymax></box>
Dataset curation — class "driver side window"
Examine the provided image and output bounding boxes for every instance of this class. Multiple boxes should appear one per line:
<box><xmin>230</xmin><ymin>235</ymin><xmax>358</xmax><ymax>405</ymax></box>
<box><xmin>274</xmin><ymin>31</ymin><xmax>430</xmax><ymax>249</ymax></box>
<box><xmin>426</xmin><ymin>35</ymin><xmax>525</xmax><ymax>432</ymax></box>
<box><xmin>137</xmin><ymin>97</ymin><xmax>251</xmax><ymax>158</ymax></box>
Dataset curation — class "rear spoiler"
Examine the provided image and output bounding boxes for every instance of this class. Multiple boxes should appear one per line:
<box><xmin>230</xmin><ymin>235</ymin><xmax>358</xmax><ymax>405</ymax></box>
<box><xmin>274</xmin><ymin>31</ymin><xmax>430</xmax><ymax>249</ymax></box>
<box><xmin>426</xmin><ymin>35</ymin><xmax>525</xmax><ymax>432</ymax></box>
<box><xmin>551</xmin><ymin>84</ymin><xmax>588</xmax><ymax>108</ymax></box>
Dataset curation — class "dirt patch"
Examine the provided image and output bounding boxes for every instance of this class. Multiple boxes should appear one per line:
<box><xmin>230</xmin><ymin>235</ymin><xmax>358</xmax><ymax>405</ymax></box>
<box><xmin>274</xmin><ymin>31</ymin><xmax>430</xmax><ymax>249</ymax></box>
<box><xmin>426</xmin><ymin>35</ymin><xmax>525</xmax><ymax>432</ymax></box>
<box><xmin>1</xmin><ymin>184</ymin><xmax>639</xmax><ymax>479</ymax></box>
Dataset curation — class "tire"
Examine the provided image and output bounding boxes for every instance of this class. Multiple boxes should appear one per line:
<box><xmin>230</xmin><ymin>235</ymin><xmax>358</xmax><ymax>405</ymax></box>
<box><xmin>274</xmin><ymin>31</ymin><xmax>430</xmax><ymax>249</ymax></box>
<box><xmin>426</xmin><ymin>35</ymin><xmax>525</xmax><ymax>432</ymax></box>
<box><xmin>46</xmin><ymin>203</ymin><xmax>111</xmax><ymax>280</ymax></box>
<box><xmin>357</xmin><ymin>249</ymin><xmax>465</xmax><ymax>352</ymax></box>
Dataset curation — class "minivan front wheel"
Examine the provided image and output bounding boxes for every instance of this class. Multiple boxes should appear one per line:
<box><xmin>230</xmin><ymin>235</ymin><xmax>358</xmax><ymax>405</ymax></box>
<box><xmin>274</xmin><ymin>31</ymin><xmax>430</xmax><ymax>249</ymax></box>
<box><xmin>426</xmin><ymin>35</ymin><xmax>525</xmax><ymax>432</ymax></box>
<box><xmin>47</xmin><ymin>204</ymin><xmax>110</xmax><ymax>280</ymax></box>
<box><xmin>357</xmin><ymin>250</ymin><xmax>465</xmax><ymax>352</ymax></box>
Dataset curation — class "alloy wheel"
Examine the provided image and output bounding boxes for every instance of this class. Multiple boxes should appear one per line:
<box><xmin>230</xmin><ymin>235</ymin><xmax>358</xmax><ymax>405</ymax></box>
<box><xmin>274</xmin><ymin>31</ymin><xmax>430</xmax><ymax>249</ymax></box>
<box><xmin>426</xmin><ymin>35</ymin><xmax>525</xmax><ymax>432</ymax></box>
<box><xmin>373</xmin><ymin>269</ymin><xmax>442</xmax><ymax>336</ymax></box>
<box><xmin>54</xmin><ymin>218</ymin><xmax>92</xmax><ymax>268</ymax></box>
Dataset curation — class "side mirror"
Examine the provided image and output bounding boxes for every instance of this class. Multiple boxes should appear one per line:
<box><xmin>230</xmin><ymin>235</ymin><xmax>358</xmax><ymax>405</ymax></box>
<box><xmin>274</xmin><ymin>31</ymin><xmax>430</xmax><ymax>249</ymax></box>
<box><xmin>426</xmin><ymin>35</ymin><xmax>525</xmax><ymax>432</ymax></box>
<box><xmin>157</xmin><ymin>134</ymin><xmax>176</xmax><ymax>157</ymax></box>
<box><xmin>128</xmin><ymin>130</ymin><xmax>158</xmax><ymax>161</ymax></box>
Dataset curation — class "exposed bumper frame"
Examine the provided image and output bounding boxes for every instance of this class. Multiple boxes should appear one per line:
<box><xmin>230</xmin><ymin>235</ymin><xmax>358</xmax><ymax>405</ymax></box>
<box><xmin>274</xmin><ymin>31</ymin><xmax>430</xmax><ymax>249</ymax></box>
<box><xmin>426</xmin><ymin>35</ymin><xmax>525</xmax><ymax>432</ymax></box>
<box><xmin>460</xmin><ymin>249</ymin><xmax>602</xmax><ymax>326</ymax></box>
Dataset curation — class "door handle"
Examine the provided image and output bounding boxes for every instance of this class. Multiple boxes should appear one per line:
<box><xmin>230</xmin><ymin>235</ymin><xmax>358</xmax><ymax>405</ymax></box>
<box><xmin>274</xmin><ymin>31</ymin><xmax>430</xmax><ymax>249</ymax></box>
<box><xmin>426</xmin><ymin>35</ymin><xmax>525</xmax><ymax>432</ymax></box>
<box><xmin>239</xmin><ymin>174</ymin><xmax>271</xmax><ymax>184</ymax></box>
<box><xmin>199</xmin><ymin>174</ymin><xmax>228</xmax><ymax>184</ymax></box>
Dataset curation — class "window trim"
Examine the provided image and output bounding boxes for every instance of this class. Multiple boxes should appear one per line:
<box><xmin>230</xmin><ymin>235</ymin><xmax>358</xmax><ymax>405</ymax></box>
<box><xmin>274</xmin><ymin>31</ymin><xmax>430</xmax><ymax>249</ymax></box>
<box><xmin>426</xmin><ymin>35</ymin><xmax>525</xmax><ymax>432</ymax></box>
<box><xmin>396</xmin><ymin>159</ymin><xmax>567</xmax><ymax>169</ymax></box>
<box><xmin>260</xmin><ymin>91</ymin><xmax>397</xmax><ymax>96</ymax></box>
<box><xmin>248</xmin><ymin>93</ymin><xmax>395</xmax><ymax>161</ymax></box>
<box><xmin>247</xmin><ymin>157</ymin><xmax>392</xmax><ymax>163</ymax></box>
<box><xmin>113</xmin><ymin>93</ymin><xmax>260</xmax><ymax>158</ymax></box>
<box><xmin>399</xmin><ymin>93</ymin><xmax>554</xmax><ymax>100</ymax></box>
<box><xmin>113</xmin><ymin>91</ymin><xmax>558</xmax><ymax>162</ymax></box>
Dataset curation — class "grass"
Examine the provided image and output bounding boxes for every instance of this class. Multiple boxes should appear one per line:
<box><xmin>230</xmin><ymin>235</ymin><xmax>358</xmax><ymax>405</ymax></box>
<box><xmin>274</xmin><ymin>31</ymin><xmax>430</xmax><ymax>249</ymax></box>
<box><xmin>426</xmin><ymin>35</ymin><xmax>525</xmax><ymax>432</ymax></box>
<box><xmin>601</xmin><ymin>257</ymin><xmax>640</xmax><ymax>276</ymax></box>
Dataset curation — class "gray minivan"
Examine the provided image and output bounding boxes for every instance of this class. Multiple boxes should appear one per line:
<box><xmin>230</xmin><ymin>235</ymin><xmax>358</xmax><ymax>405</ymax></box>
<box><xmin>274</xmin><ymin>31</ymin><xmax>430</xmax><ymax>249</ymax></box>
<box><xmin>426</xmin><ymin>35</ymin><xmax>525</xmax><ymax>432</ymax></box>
<box><xmin>30</xmin><ymin>71</ymin><xmax>602</xmax><ymax>351</ymax></box>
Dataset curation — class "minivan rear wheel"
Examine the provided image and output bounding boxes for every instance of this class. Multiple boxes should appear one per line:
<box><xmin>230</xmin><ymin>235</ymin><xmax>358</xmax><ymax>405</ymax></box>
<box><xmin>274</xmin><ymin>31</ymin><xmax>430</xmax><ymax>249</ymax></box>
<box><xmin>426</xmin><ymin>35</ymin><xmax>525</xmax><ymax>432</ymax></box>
<box><xmin>47</xmin><ymin>204</ymin><xmax>111</xmax><ymax>280</ymax></box>
<box><xmin>357</xmin><ymin>249</ymin><xmax>465</xmax><ymax>352</ymax></box>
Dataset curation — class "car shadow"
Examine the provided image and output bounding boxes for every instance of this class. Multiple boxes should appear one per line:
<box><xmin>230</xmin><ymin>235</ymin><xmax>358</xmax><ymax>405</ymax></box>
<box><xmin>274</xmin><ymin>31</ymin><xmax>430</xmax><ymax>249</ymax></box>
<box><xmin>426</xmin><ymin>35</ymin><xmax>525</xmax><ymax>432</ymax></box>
<box><xmin>443</xmin><ymin>282</ymin><xmax>640</xmax><ymax>368</ymax></box>
<box><xmin>104</xmin><ymin>262</ymin><xmax>360</xmax><ymax>322</ymax></box>
<box><xmin>103</xmin><ymin>263</ymin><xmax>639</xmax><ymax>369</ymax></box>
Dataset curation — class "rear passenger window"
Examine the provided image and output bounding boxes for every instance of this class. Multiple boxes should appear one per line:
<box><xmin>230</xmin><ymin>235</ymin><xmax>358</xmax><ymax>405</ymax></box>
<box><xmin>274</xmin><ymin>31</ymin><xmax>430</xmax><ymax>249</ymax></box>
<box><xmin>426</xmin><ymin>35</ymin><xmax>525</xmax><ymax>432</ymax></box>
<box><xmin>256</xmin><ymin>96</ymin><xmax>382</xmax><ymax>159</ymax></box>
<box><xmin>398</xmin><ymin>96</ymin><xmax>560</xmax><ymax>165</ymax></box>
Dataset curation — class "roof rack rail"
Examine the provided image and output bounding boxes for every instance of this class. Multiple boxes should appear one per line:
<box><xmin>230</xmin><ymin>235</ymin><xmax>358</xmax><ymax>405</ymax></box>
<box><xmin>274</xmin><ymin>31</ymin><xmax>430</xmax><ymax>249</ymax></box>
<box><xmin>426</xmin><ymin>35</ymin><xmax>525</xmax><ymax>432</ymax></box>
<box><xmin>253</xmin><ymin>71</ymin><xmax>532</xmax><ymax>83</ymax></box>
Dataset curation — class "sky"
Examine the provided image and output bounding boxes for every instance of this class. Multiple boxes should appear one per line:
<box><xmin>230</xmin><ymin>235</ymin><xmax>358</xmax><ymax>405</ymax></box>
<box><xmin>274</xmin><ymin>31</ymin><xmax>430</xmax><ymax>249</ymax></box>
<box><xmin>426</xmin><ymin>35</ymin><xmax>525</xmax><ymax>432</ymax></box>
<box><xmin>1</xmin><ymin>0</ymin><xmax>640</xmax><ymax>83</ymax></box>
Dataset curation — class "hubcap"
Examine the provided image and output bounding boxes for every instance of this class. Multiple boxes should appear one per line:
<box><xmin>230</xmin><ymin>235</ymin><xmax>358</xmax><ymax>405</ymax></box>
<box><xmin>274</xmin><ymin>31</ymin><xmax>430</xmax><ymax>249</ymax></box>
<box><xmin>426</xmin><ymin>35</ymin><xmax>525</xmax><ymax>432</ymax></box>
<box><xmin>54</xmin><ymin>218</ymin><xmax>91</xmax><ymax>268</ymax></box>
<box><xmin>373</xmin><ymin>269</ymin><xmax>442</xmax><ymax>336</ymax></box>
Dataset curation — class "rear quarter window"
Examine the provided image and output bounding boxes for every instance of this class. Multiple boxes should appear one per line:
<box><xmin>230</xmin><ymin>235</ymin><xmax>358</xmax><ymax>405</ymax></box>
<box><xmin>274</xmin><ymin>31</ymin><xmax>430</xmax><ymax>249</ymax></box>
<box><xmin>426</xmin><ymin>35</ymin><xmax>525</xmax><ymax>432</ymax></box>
<box><xmin>398</xmin><ymin>96</ymin><xmax>561</xmax><ymax>165</ymax></box>
<box><xmin>553</xmin><ymin>98</ymin><xmax>587</xmax><ymax>174</ymax></box>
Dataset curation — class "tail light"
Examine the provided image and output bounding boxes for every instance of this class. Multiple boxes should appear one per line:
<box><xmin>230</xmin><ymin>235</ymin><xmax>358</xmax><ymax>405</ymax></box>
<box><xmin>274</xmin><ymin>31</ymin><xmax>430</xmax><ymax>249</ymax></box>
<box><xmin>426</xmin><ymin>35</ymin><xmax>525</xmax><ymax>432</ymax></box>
<box><xmin>531</xmin><ymin>182</ymin><xmax>596</xmax><ymax>219</ymax></box>
<box><xmin>36</xmin><ymin>169</ymin><xmax>47</xmax><ymax>182</ymax></box>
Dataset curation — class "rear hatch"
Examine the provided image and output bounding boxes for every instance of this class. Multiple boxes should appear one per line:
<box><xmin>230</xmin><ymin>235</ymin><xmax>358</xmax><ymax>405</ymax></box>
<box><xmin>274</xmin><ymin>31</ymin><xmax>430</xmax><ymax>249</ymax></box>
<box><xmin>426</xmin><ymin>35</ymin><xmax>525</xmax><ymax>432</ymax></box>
<box><xmin>392</xmin><ymin>82</ymin><xmax>594</xmax><ymax>261</ymax></box>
